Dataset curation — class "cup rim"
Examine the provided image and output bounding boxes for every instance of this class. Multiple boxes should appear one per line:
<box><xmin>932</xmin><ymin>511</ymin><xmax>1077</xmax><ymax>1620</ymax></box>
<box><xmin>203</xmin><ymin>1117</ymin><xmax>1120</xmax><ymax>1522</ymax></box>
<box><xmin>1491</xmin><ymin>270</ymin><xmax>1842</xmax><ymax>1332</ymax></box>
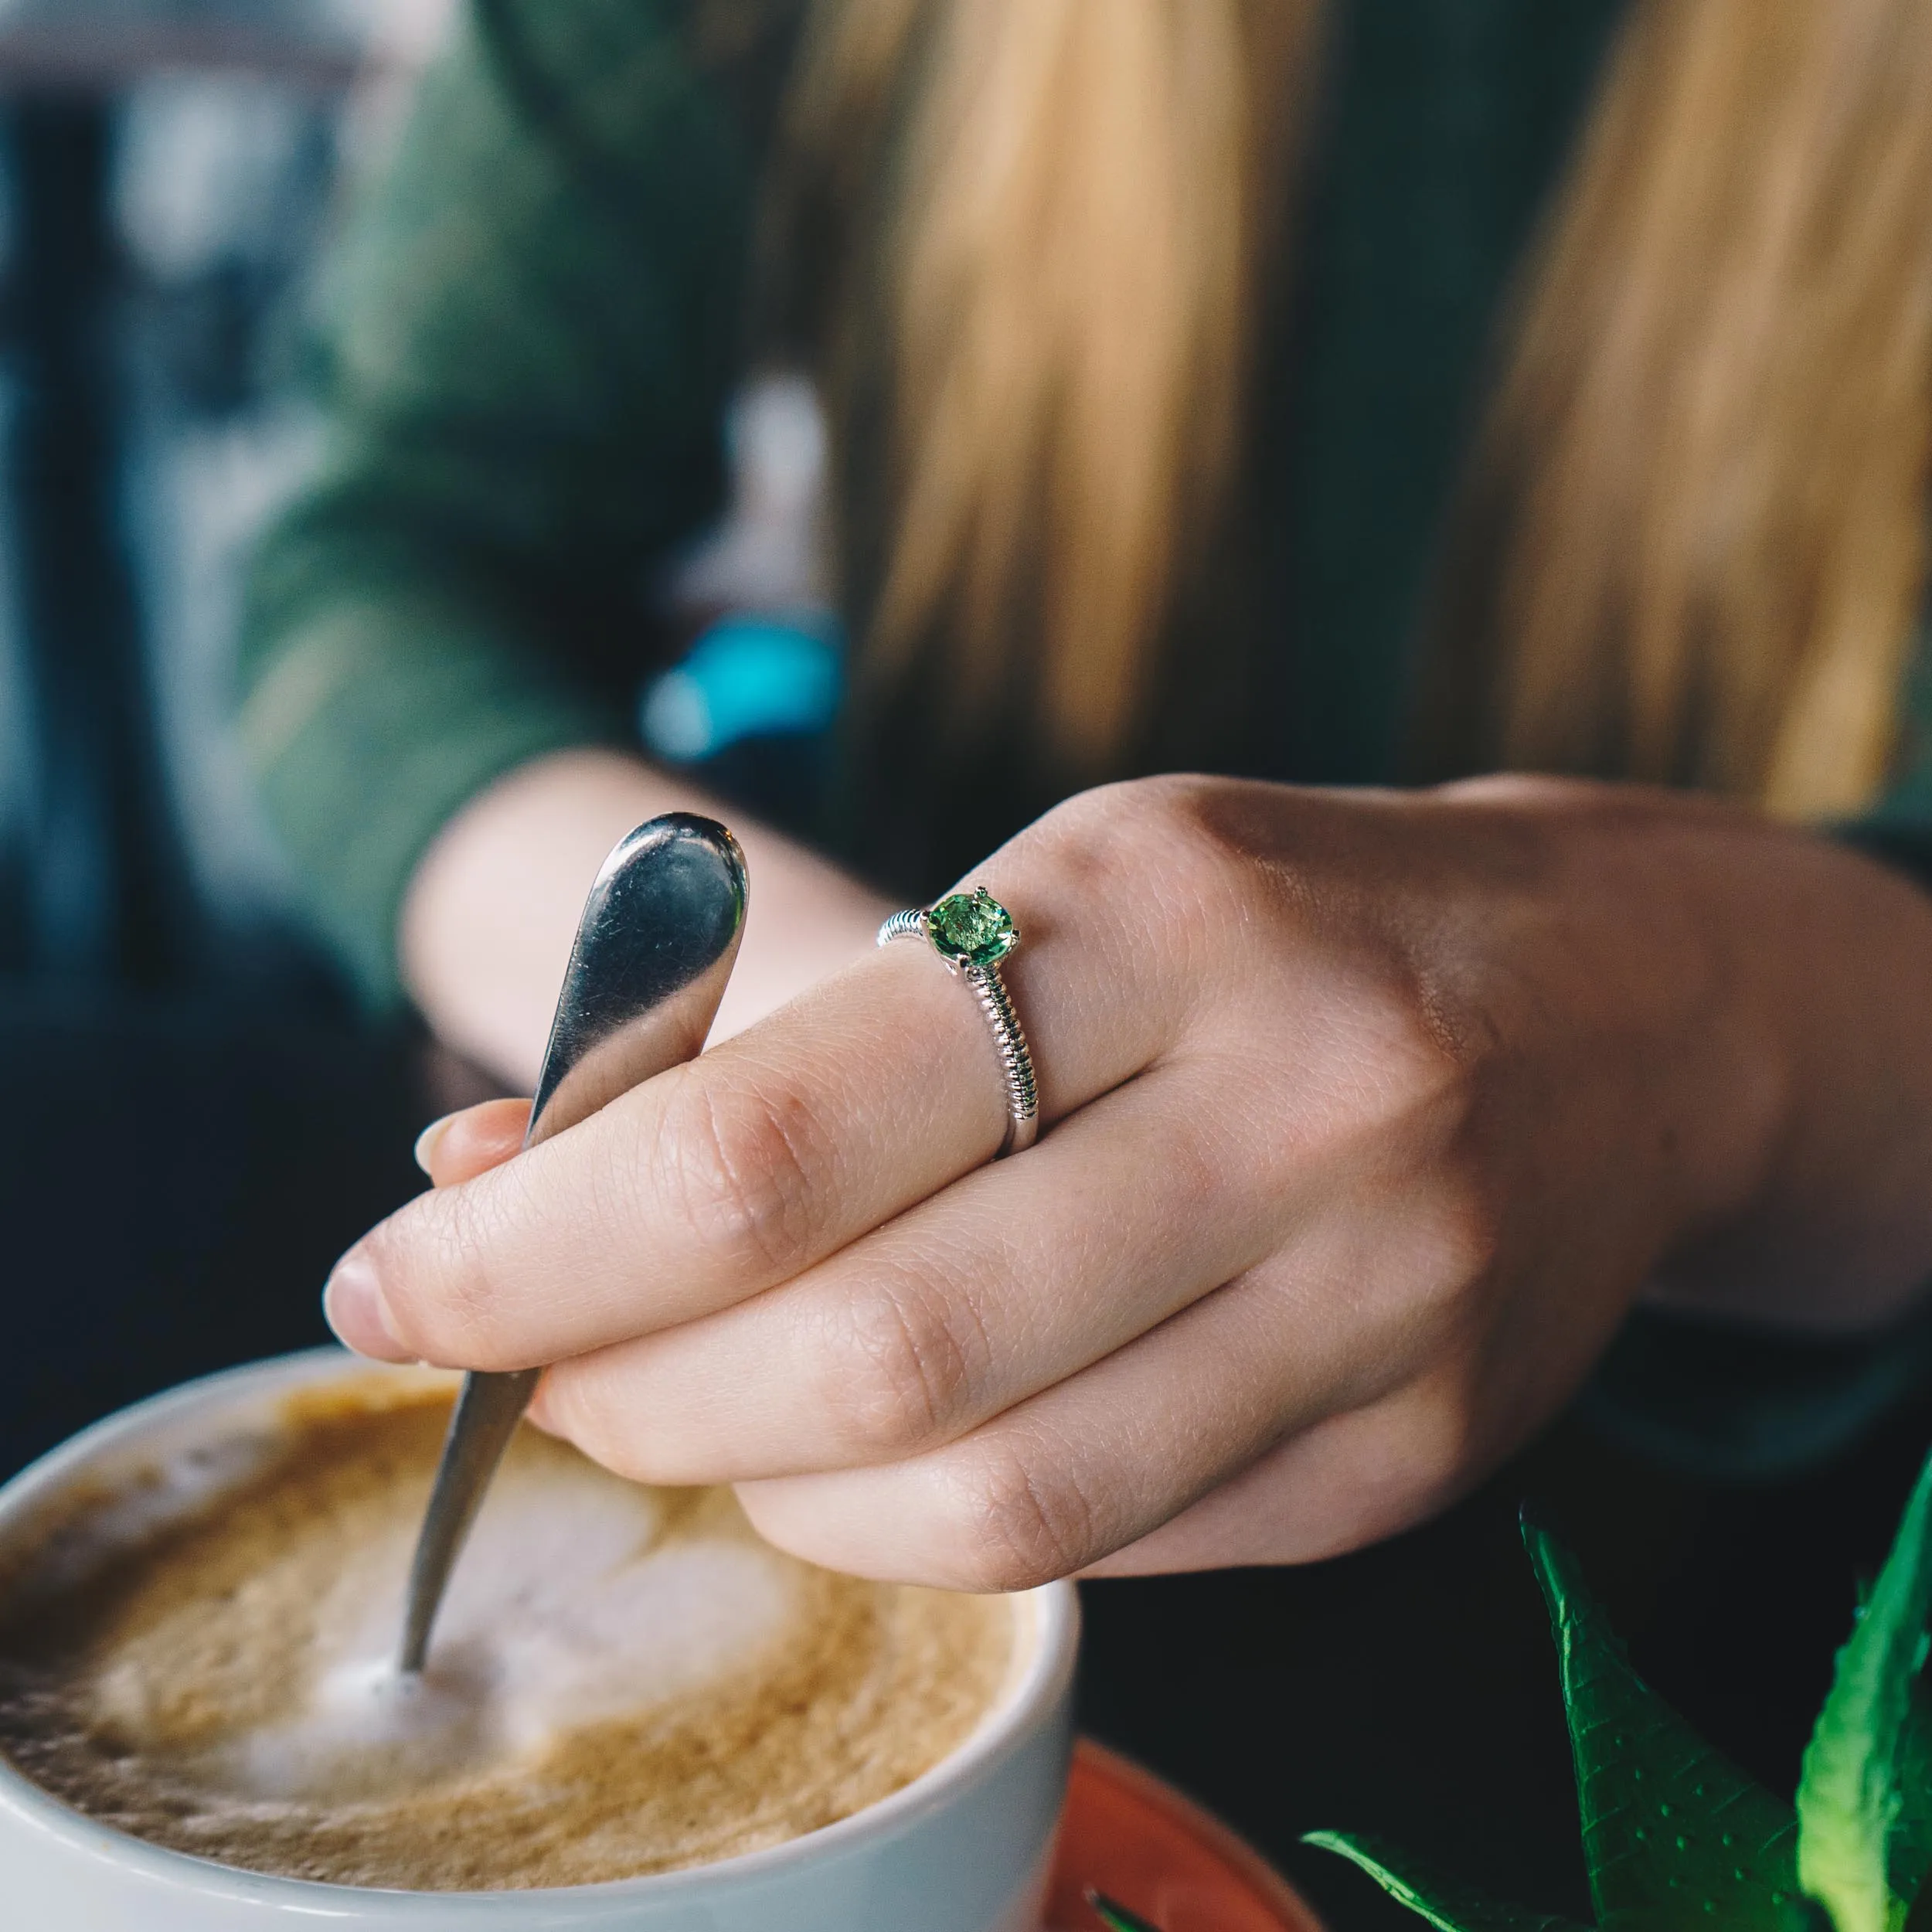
<box><xmin>0</xmin><ymin>1347</ymin><xmax>1080</xmax><ymax>1906</ymax></box>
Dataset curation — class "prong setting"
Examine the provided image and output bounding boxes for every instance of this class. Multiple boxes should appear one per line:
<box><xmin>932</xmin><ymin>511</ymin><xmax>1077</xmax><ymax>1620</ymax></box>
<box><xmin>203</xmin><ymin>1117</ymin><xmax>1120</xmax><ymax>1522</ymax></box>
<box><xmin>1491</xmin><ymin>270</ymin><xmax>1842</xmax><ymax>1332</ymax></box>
<box><xmin>877</xmin><ymin>888</ymin><xmax>1039</xmax><ymax>1156</ymax></box>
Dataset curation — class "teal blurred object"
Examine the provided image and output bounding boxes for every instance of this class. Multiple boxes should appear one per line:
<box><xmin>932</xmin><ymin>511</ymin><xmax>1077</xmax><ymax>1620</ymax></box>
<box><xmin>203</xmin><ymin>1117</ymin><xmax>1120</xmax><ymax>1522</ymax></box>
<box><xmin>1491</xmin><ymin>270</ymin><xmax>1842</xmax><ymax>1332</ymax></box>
<box><xmin>641</xmin><ymin>613</ymin><xmax>842</xmax><ymax>763</ymax></box>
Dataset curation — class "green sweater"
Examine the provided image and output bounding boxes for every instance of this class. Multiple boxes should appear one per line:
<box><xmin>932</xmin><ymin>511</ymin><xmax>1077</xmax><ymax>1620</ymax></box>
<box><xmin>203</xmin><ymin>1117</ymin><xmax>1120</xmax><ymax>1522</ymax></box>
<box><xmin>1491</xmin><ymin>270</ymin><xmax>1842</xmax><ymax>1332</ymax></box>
<box><xmin>238</xmin><ymin>0</ymin><xmax>1932</xmax><ymax>995</ymax></box>
<box><xmin>240</xmin><ymin>0</ymin><xmax>1932</xmax><ymax>1475</ymax></box>
<box><xmin>235</xmin><ymin>0</ymin><xmax>1634</xmax><ymax>998</ymax></box>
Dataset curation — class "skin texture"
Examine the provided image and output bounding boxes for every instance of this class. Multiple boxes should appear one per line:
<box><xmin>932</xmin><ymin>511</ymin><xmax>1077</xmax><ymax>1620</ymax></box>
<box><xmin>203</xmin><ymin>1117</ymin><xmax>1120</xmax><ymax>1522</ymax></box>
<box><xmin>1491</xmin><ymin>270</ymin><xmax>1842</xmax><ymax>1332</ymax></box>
<box><xmin>334</xmin><ymin>772</ymin><xmax>1932</xmax><ymax>1590</ymax></box>
<box><xmin>401</xmin><ymin>748</ymin><xmax>892</xmax><ymax>1090</ymax></box>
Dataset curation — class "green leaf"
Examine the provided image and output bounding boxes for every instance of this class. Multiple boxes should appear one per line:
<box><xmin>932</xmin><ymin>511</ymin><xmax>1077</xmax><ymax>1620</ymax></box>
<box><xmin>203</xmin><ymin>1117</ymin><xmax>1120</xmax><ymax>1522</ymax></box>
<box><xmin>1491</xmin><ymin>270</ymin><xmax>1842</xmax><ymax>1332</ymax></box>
<box><xmin>1301</xmin><ymin>1831</ymin><xmax>1591</xmax><ymax>1932</ymax></box>
<box><xmin>1889</xmin><ymin>1677</ymin><xmax>1932</xmax><ymax>1906</ymax></box>
<box><xmin>1798</xmin><ymin>1449</ymin><xmax>1932</xmax><ymax>1932</ymax></box>
<box><xmin>1087</xmin><ymin>1894</ymin><xmax>1164</xmax><ymax>1932</ymax></box>
<box><xmin>1524</xmin><ymin>1518</ymin><xmax>1798</xmax><ymax>1932</ymax></box>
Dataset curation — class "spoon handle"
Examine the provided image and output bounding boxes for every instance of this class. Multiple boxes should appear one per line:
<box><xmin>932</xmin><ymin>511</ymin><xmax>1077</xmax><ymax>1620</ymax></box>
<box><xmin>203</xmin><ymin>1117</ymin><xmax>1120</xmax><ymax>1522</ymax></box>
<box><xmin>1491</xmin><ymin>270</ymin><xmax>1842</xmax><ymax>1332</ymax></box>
<box><xmin>397</xmin><ymin>813</ymin><xmax>748</xmax><ymax>1675</ymax></box>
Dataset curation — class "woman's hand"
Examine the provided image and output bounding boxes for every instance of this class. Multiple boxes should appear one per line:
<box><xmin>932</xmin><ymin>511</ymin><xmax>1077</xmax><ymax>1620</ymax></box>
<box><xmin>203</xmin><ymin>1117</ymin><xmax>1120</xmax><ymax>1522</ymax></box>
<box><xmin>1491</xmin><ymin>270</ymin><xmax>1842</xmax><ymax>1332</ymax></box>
<box><xmin>328</xmin><ymin>775</ymin><xmax>1932</xmax><ymax>1587</ymax></box>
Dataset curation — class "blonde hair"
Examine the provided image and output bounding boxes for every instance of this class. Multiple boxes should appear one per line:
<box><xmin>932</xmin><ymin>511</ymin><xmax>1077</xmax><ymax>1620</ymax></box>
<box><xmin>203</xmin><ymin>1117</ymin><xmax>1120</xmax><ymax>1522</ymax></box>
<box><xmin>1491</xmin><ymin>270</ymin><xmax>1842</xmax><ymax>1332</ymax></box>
<box><xmin>1429</xmin><ymin>0</ymin><xmax>1932</xmax><ymax>815</ymax></box>
<box><xmin>781</xmin><ymin>0</ymin><xmax>1932</xmax><ymax>816</ymax></box>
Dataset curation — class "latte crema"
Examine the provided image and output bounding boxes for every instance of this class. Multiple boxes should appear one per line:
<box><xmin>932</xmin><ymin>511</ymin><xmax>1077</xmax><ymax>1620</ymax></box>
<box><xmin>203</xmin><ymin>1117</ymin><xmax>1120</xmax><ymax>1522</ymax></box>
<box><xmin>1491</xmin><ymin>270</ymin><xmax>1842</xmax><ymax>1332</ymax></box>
<box><xmin>0</xmin><ymin>1381</ymin><xmax>1016</xmax><ymax>1891</ymax></box>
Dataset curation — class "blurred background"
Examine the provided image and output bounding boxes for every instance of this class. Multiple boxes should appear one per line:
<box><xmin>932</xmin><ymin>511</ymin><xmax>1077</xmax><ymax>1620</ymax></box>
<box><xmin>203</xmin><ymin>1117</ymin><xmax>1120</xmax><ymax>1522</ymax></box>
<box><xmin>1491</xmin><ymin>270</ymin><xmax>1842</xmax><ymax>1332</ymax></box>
<box><xmin>0</xmin><ymin>0</ymin><xmax>455</xmax><ymax>1477</ymax></box>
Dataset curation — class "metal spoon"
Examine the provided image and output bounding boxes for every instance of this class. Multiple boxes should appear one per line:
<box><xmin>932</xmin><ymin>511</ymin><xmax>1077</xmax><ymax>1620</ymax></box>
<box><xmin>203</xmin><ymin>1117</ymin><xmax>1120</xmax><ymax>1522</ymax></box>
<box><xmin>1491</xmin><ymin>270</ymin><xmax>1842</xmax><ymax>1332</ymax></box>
<box><xmin>396</xmin><ymin>812</ymin><xmax>748</xmax><ymax>1675</ymax></box>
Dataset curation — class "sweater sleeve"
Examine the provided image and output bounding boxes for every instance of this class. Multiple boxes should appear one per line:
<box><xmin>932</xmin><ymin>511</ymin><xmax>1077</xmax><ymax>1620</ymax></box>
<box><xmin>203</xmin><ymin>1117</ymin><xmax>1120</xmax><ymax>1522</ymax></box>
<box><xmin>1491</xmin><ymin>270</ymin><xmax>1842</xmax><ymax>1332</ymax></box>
<box><xmin>1579</xmin><ymin>1298</ymin><xmax>1932</xmax><ymax>1481</ymax></box>
<box><xmin>237</xmin><ymin>0</ymin><xmax>757</xmax><ymax>1005</ymax></box>
<box><xmin>1576</xmin><ymin>621</ymin><xmax>1932</xmax><ymax>1478</ymax></box>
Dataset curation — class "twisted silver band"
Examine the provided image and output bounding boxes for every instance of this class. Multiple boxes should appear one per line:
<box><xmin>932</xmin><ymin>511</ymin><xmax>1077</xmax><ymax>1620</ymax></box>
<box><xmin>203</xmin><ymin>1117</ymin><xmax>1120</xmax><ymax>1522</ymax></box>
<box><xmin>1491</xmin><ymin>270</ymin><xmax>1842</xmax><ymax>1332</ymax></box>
<box><xmin>876</xmin><ymin>908</ymin><xmax>929</xmax><ymax>945</ymax></box>
<box><xmin>879</xmin><ymin>898</ymin><xmax>1039</xmax><ymax>1158</ymax></box>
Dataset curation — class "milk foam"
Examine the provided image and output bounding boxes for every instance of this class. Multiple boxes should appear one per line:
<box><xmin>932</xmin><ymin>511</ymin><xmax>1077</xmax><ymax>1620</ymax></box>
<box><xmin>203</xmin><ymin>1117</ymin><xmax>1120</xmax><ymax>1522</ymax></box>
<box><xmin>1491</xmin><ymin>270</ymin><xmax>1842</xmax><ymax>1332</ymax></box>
<box><xmin>207</xmin><ymin>1464</ymin><xmax>792</xmax><ymax>1801</ymax></box>
<box><xmin>0</xmin><ymin>1387</ymin><xmax>1017</xmax><ymax>1891</ymax></box>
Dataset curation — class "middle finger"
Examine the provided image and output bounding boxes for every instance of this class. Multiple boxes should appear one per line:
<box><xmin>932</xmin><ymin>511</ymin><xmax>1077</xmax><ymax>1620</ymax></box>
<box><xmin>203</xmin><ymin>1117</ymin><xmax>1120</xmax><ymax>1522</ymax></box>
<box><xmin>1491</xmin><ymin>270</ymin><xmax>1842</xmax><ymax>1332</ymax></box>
<box><xmin>531</xmin><ymin>1055</ymin><xmax>1284</xmax><ymax>1482</ymax></box>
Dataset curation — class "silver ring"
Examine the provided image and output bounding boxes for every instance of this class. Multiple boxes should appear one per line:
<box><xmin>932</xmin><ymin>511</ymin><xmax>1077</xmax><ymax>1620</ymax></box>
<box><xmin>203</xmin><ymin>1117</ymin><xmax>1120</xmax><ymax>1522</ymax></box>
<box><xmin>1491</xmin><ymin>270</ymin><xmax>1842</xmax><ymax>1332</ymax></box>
<box><xmin>879</xmin><ymin>886</ymin><xmax>1039</xmax><ymax>1157</ymax></box>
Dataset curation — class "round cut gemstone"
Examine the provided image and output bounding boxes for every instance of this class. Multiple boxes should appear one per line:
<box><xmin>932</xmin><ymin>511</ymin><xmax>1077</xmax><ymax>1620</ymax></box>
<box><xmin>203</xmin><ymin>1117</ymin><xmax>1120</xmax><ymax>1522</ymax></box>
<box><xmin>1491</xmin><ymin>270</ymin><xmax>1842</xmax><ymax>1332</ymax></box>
<box><xmin>927</xmin><ymin>887</ymin><xmax>1018</xmax><ymax>967</ymax></box>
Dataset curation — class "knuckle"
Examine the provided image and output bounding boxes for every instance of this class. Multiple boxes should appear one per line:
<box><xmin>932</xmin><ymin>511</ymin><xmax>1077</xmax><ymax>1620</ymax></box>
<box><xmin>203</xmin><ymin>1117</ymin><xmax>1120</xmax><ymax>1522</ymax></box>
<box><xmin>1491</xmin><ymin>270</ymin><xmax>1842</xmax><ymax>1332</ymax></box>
<box><xmin>1363</xmin><ymin>1165</ymin><xmax>1511</xmax><ymax>1368</ymax></box>
<box><xmin>938</xmin><ymin>1435</ymin><xmax>1097</xmax><ymax>1593</ymax></box>
<box><xmin>1034</xmin><ymin>777</ymin><xmax>1241</xmax><ymax>910</ymax></box>
<box><xmin>1017</xmin><ymin>778</ymin><xmax>1247</xmax><ymax>992</ymax></box>
<box><xmin>832</xmin><ymin>1274</ymin><xmax>984</xmax><ymax>1458</ymax></box>
<box><xmin>1386</xmin><ymin>1369</ymin><xmax>1491</xmax><ymax>1508</ymax></box>
<box><xmin>1277</xmin><ymin>969</ymin><xmax>1499</xmax><ymax>1187</ymax></box>
<box><xmin>1386</xmin><ymin>963</ymin><xmax>1508</xmax><ymax>1124</ymax></box>
<box><xmin>1427</xmin><ymin>1164</ymin><xmax>1508</xmax><ymax>1299</ymax></box>
<box><xmin>651</xmin><ymin>1072</ymin><xmax>828</xmax><ymax>1281</ymax></box>
<box><xmin>1345</xmin><ymin>968</ymin><xmax>1493</xmax><ymax>1135</ymax></box>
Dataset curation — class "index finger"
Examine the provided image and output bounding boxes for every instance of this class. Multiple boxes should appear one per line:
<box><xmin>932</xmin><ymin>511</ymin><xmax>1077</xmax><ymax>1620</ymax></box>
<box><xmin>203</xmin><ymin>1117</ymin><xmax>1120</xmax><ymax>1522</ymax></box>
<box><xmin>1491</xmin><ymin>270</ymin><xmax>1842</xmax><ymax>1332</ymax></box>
<box><xmin>324</xmin><ymin>792</ymin><xmax>1223</xmax><ymax>1370</ymax></box>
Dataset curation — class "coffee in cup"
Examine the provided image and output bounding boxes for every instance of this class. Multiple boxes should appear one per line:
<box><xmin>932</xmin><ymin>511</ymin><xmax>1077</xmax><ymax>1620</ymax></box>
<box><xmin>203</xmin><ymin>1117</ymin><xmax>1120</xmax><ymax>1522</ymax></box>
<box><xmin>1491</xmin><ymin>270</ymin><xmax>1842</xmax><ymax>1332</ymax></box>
<box><xmin>0</xmin><ymin>1369</ymin><xmax>1022</xmax><ymax>1893</ymax></box>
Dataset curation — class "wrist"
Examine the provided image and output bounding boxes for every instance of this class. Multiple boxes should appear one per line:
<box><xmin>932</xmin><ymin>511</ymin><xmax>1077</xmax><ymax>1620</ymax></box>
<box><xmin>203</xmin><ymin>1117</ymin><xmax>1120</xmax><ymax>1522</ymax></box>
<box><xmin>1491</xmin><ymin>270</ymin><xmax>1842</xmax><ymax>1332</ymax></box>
<box><xmin>1457</xmin><ymin>779</ymin><xmax>1932</xmax><ymax>1330</ymax></box>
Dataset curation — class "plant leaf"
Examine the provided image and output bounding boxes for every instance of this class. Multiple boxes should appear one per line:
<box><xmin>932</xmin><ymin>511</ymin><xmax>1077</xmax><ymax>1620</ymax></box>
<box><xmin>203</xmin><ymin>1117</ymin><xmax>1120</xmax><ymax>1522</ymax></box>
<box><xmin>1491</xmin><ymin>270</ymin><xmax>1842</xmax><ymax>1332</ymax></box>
<box><xmin>1798</xmin><ymin>1449</ymin><xmax>1932</xmax><ymax>1932</ymax></box>
<box><xmin>1087</xmin><ymin>1894</ymin><xmax>1164</xmax><ymax>1932</ymax></box>
<box><xmin>1890</xmin><ymin>1677</ymin><xmax>1932</xmax><ymax>1906</ymax></box>
<box><xmin>1087</xmin><ymin>1896</ymin><xmax>1160</xmax><ymax>1932</ymax></box>
<box><xmin>1524</xmin><ymin>1517</ymin><xmax>1798</xmax><ymax>1932</ymax></box>
<box><xmin>1301</xmin><ymin>1831</ymin><xmax>1592</xmax><ymax>1932</ymax></box>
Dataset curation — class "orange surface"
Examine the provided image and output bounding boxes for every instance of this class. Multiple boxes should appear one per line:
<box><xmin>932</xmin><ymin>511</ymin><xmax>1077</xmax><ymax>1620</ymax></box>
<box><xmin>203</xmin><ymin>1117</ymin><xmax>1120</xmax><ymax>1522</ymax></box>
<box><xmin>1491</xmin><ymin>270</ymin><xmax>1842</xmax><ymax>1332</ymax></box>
<box><xmin>1044</xmin><ymin>1740</ymin><xmax>1321</xmax><ymax>1932</ymax></box>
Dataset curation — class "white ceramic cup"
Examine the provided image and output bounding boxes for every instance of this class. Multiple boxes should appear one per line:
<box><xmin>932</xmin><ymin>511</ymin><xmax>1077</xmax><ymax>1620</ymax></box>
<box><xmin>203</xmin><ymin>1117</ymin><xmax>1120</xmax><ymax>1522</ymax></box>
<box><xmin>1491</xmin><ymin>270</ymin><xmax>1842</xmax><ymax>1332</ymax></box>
<box><xmin>0</xmin><ymin>1349</ymin><xmax>1079</xmax><ymax>1931</ymax></box>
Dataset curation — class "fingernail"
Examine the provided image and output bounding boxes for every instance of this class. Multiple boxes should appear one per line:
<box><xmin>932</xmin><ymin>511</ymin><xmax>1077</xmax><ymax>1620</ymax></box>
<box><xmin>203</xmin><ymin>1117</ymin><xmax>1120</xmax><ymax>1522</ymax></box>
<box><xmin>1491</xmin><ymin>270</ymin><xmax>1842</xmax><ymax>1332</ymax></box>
<box><xmin>323</xmin><ymin>1251</ymin><xmax>411</xmax><ymax>1362</ymax></box>
<box><xmin>413</xmin><ymin>1113</ymin><xmax>457</xmax><ymax>1176</ymax></box>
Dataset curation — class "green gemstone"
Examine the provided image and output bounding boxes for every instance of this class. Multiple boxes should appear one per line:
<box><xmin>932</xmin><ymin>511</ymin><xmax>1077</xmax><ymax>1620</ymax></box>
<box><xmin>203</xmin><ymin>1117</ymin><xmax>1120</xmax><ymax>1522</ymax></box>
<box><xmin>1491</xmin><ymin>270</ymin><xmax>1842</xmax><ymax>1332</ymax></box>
<box><xmin>927</xmin><ymin>887</ymin><xmax>1017</xmax><ymax>967</ymax></box>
